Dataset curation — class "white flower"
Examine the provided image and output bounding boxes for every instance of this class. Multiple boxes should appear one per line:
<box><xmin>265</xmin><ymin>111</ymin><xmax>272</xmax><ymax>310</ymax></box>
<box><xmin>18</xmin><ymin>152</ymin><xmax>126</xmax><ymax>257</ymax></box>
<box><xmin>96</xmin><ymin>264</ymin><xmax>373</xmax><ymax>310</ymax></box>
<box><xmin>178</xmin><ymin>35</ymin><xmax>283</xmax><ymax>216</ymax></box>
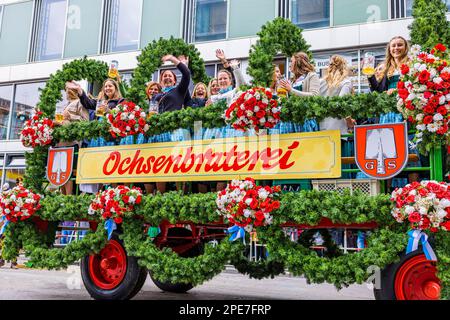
<box><xmin>259</xmin><ymin>117</ymin><xmax>266</xmax><ymax>124</ymax></box>
<box><xmin>419</xmin><ymin>207</ymin><xmax>428</xmax><ymax>215</ymax></box>
<box><xmin>404</xmin><ymin>205</ymin><xmax>415</xmax><ymax>214</ymax></box>
<box><xmin>433</xmin><ymin>113</ymin><xmax>444</xmax><ymax>121</ymax></box>
<box><xmin>433</xmin><ymin>77</ymin><xmax>443</xmax><ymax>84</ymax></box>
<box><xmin>245</xmin><ymin>198</ymin><xmax>252</xmax><ymax>206</ymax></box>
<box><xmin>243</xmin><ymin>209</ymin><xmax>252</xmax><ymax>218</ymax></box>
<box><xmin>258</xmin><ymin>189</ymin><xmax>269</xmax><ymax>200</ymax></box>
<box><xmin>254</xmin><ymin>106</ymin><xmax>260</xmax><ymax>112</ymax></box>
<box><xmin>416</xmin><ymin>114</ymin><xmax>424</xmax><ymax>121</ymax></box>
<box><xmin>126</xmin><ymin>126</ymin><xmax>131</xmax><ymax>131</ymax></box>
<box><xmin>128</xmin><ymin>196</ymin><xmax>136</xmax><ymax>204</ymax></box>
<box><xmin>140</xmin><ymin>112</ymin><xmax>146</xmax><ymax>118</ymax></box>
<box><xmin>439</xmin><ymin>198</ymin><xmax>450</xmax><ymax>208</ymax></box>
<box><xmin>416</xmin><ymin>124</ymin><xmax>426</xmax><ymax>131</ymax></box>
<box><xmin>129</xmin><ymin>114</ymin><xmax>135</xmax><ymax>120</ymax></box>
<box><xmin>439</xmin><ymin>95</ymin><xmax>446</xmax><ymax>105</ymax></box>
<box><xmin>437</xmin><ymin>209</ymin><xmax>447</xmax><ymax>219</ymax></box>
<box><xmin>427</xmin><ymin>123</ymin><xmax>439</xmax><ymax>132</ymax></box>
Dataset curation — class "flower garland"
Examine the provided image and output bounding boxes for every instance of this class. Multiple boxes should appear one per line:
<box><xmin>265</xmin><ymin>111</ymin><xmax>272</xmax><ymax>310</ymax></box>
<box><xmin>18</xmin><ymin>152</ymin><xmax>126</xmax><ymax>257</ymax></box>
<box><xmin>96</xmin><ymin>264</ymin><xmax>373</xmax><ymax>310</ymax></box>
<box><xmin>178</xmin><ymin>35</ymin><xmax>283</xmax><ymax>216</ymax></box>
<box><xmin>225</xmin><ymin>87</ymin><xmax>281</xmax><ymax>132</ymax></box>
<box><xmin>0</xmin><ymin>185</ymin><xmax>42</xmax><ymax>235</ymax></box>
<box><xmin>397</xmin><ymin>43</ymin><xmax>450</xmax><ymax>152</ymax></box>
<box><xmin>216</xmin><ymin>178</ymin><xmax>281</xmax><ymax>241</ymax></box>
<box><xmin>20</xmin><ymin>111</ymin><xmax>54</xmax><ymax>148</ymax></box>
<box><xmin>89</xmin><ymin>186</ymin><xmax>143</xmax><ymax>239</ymax></box>
<box><xmin>391</xmin><ymin>180</ymin><xmax>450</xmax><ymax>232</ymax></box>
<box><xmin>107</xmin><ymin>101</ymin><xmax>149</xmax><ymax>138</ymax></box>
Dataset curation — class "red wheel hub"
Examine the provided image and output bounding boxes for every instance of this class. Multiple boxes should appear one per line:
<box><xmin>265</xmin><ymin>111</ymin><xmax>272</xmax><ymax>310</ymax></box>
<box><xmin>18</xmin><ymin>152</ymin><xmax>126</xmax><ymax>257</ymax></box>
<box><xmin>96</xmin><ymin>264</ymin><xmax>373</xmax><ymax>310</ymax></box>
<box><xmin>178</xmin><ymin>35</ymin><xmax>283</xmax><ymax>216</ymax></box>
<box><xmin>394</xmin><ymin>254</ymin><xmax>441</xmax><ymax>300</ymax></box>
<box><xmin>88</xmin><ymin>240</ymin><xmax>127</xmax><ymax>290</ymax></box>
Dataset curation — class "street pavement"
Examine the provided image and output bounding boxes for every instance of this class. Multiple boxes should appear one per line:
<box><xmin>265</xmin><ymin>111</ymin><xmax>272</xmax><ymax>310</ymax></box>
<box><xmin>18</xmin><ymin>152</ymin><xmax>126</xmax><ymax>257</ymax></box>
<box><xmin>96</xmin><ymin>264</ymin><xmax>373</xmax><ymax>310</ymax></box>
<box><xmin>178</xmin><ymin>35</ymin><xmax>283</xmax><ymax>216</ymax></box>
<box><xmin>0</xmin><ymin>265</ymin><xmax>375</xmax><ymax>300</ymax></box>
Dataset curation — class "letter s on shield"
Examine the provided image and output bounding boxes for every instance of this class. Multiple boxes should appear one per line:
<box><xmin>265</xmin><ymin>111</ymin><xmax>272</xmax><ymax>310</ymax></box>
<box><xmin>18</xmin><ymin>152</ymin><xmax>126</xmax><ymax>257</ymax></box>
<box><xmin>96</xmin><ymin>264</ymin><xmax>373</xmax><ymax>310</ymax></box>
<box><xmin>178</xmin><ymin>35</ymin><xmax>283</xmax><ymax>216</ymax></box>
<box><xmin>46</xmin><ymin>147</ymin><xmax>75</xmax><ymax>186</ymax></box>
<box><xmin>354</xmin><ymin>123</ymin><xmax>408</xmax><ymax>180</ymax></box>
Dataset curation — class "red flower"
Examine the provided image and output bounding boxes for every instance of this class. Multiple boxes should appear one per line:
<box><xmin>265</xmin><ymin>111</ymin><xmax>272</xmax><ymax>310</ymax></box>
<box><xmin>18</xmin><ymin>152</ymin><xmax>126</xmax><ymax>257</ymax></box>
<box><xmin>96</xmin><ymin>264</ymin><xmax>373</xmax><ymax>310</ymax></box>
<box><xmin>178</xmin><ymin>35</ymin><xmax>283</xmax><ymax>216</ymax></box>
<box><xmin>423</xmin><ymin>115</ymin><xmax>433</xmax><ymax>124</ymax></box>
<box><xmin>437</xmin><ymin>106</ymin><xmax>448</xmax><ymax>116</ymax></box>
<box><xmin>418</xmin><ymin>70</ymin><xmax>431</xmax><ymax>84</ymax></box>
<box><xmin>441</xmin><ymin>221</ymin><xmax>450</xmax><ymax>231</ymax></box>
<box><xmin>400</xmin><ymin>65</ymin><xmax>410</xmax><ymax>75</ymax></box>
<box><xmin>408</xmin><ymin>212</ymin><xmax>421</xmax><ymax>223</ymax></box>
<box><xmin>434</xmin><ymin>43</ymin><xmax>447</xmax><ymax>52</ymax></box>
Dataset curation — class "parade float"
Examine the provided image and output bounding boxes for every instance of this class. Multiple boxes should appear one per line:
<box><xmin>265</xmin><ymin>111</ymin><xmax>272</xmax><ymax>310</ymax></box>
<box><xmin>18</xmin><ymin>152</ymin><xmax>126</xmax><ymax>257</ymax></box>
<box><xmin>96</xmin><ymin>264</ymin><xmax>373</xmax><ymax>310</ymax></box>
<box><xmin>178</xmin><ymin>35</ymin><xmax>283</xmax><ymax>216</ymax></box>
<box><xmin>0</xmin><ymin>18</ymin><xmax>449</xmax><ymax>300</ymax></box>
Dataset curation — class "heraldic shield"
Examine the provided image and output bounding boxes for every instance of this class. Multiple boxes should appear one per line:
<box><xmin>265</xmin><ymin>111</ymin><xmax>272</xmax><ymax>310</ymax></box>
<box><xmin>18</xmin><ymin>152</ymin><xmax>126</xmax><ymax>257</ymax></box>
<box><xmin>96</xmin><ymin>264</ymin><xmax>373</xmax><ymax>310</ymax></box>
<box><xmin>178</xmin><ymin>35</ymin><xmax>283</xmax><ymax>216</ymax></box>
<box><xmin>354</xmin><ymin>122</ymin><xmax>409</xmax><ymax>180</ymax></box>
<box><xmin>46</xmin><ymin>147</ymin><xmax>75</xmax><ymax>187</ymax></box>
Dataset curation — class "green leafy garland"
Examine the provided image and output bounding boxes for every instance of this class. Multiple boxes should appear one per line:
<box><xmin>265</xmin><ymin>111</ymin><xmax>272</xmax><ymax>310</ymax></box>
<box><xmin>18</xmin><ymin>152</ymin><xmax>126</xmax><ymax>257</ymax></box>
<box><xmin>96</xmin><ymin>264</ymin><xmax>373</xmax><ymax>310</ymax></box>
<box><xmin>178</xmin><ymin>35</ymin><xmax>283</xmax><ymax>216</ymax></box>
<box><xmin>36</xmin><ymin>57</ymin><xmax>108</xmax><ymax>118</ymax></box>
<box><xmin>126</xmin><ymin>37</ymin><xmax>209</xmax><ymax>107</ymax></box>
<box><xmin>2</xmin><ymin>191</ymin><xmax>449</xmax><ymax>298</ymax></box>
<box><xmin>248</xmin><ymin>17</ymin><xmax>312</xmax><ymax>87</ymax></box>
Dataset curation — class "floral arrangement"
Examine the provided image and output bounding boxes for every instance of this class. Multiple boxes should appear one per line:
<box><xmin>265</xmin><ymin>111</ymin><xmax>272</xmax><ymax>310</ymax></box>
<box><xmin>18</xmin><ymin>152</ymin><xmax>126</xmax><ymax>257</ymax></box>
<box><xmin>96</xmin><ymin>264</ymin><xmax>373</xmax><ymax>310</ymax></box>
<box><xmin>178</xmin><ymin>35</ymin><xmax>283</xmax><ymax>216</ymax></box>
<box><xmin>20</xmin><ymin>111</ymin><xmax>54</xmax><ymax>148</ymax></box>
<box><xmin>0</xmin><ymin>185</ymin><xmax>42</xmax><ymax>223</ymax></box>
<box><xmin>391</xmin><ymin>180</ymin><xmax>450</xmax><ymax>232</ymax></box>
<box><xmin>107</xmin><ymin>101</ymin><xmax>149</xmax><ymax>138</ymax></box>
<box><xmin>225</xmin><ymin>87</ymin><xmax>281</xmax><ymax>133</ymax></box>
<box><xmin>397</xmin><ymin>43</ymin><xmax>450</xmax><ymax>150</ymax></box>
<box><xmin>88</xmin><ymin>185</ymin><xmax>143</xmax><ymax>224</ymax></box>
<box><xmin>216</xmin><ymin>178</ymin><xmax>281</xmax><ymax>232</ymax></box>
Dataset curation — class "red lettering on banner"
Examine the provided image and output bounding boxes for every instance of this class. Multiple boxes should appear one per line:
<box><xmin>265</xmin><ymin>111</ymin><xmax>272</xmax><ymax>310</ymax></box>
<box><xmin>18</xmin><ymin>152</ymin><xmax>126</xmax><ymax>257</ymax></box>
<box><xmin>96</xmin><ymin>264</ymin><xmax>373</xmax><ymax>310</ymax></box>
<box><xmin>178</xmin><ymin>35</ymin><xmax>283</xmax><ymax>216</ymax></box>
<box><xmin>103</xmin><ymin>152</ymin><xmax>121</xmax><ymax>175</ymax></box>
<box><xmin>100</xmin><ymin>140</ymin><xmax>301</xmax><ymax>177</ymax></box>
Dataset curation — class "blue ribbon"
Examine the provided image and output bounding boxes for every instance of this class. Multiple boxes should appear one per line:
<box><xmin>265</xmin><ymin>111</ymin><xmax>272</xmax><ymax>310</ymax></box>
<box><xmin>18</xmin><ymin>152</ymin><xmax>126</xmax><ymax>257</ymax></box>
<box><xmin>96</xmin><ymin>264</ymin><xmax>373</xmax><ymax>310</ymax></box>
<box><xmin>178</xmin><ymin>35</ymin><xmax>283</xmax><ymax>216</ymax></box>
<box><xmin>104</xmin><ymin>219</ymin><xmax>117</xmax><ymax>241</ymax></box>
<box><xmin>227</xmin><ymin>225</ymin><xmax>246</xmax><ymax>245</ymax></box>
<box><xmin>0</xmin><ymin>216</ymin><xmax>9</xmax><ymax>236</ymax></box>
<box><xmin>406</xmin><ymin>230</ymin><xmax>437</xmax><ymax>261</ymax></box>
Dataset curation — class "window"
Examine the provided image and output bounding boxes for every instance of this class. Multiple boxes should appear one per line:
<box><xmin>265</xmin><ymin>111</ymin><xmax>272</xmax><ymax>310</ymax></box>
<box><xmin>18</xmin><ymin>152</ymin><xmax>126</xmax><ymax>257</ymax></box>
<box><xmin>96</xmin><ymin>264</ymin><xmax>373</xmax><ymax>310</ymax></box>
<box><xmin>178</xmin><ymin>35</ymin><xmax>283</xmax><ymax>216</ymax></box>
<box><xmin>103</xmin><ymin>0</ymin><xmax>142</xmax><ymax>53</ymax></box>
<box><xmin>194</xmin><ymin>0</ymin><xmax>227</xmax><ymax>42</ymax></box>
<box><xmin>406</xmin><ymin>0</ymin><xmax>413</xmax><ymax>17</ymax></box>
<box><xmin>0</xmin><ymin>86</ymin><xmax>12</xmax><ymax>140</ymax></box>
<box><xmin>34</xmin><ymin>0</ymin><xmax>67</xmax><ymax>61</ymax></box>
<box><xmin>9</xmin><ymin>82</ymin><xmax>46</xmax><ymax>140</ymax></box>
<box><xmin>4</xmin><ymin>155</ymin><xmax>25</xmax><ymax>187</ymax></box>
<box><xmin>291</xmin><ymin>0</ymin><xmax>330</xmax><ymax>29</ymax></box>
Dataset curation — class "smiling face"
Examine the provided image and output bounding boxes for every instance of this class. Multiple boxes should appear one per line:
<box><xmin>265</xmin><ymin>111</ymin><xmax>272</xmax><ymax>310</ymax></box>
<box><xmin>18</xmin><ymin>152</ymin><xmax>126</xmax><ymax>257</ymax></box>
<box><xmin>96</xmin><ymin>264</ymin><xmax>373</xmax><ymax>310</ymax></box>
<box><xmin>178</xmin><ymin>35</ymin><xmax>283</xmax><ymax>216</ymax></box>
<box><xmin>161</xmin><ymin>71</ymin><xmax>176</xmax><ymax>88</ymax></box>
<box><xmin>147</xmin><ymin>84</ymin><xmax>160</xmax><ymax>98</ymax></box>
<box><xmin>390</xmin><ymin>38</ymin><xmax>407</xmax><ymax>60</ymax></box>
<box><xmin>210</xmin><ymin>79</ymin><xmax>220</xmax><ymax>95</ymax></box>
<box><xmin>103</xmin><ymin>81</ymin><xmax>117</xmax><ymax>99</ymax></box>
<box><xmin>217</xmin><ymin>71</ymin><xmax>232</xmax><ymax>90</ymax></box>
<box><xmin>194</xmin><ymin>84</ymin><xmax>207</xmax><ymax>99</ymax></box>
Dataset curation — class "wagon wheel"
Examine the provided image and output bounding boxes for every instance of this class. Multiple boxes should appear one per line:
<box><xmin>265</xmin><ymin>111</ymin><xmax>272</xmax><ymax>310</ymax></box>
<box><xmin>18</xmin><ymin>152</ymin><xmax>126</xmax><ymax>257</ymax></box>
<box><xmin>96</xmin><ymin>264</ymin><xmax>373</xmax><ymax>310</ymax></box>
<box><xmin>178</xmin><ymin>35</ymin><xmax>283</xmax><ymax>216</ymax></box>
<box><xmin>80</xmin><ymin>232</ymin><xmax>147</xmax><ymax>300</ymax></box>
<box><xmin>149</xmin><ymin>227</ymin><xmax>203</xmax><ymax>293</ymax></box>
<box><xmin>374</xmin><ymin>250</ymin><xmax>441</xmax><ymax>300</ymax></box>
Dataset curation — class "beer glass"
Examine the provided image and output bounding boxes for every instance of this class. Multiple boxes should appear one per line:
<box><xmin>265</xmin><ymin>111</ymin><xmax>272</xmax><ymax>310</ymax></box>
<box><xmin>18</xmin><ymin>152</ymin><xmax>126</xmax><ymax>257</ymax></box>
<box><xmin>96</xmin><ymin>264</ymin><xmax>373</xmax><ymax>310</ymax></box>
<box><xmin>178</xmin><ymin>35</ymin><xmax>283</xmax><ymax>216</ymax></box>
<box><xmin>147</xmin><ymin>101</ymin><xmax>159</xmax><ymax>119</ymax></box>
<box><xmin>55</xmin><ymin>106</ymin><xmax>64</xmax><ymax>123</ymax></box>
<box><xmin>362</xmin><ymin>52</ymin><xmax>376</xmax><ymax>76</ymax></box>
<box><xmin>108</xmin><ymin>60</ymin><xmax>119</xmax><ymax>79</ymax></box>
<box><xmin>96</xmin><ymin>100</ymin><xmax>106</xmax><ymax>117</ymax></box>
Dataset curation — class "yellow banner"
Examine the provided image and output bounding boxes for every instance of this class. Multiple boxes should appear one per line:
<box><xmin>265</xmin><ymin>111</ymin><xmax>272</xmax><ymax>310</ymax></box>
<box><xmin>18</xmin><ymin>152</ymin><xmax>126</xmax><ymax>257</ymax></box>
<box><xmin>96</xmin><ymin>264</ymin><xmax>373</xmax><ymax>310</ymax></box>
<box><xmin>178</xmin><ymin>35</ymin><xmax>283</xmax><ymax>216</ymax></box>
<box><xmin>76</xmin><ymin>131</ymin><xmax>341</xmax><ymax>183</ymax></box>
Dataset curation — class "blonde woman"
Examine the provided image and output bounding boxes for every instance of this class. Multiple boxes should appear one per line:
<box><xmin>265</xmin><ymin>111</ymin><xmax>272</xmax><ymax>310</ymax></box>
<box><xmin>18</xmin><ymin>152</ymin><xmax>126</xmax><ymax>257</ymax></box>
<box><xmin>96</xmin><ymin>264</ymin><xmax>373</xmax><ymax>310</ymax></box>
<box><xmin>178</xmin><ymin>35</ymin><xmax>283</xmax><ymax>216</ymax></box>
<box><xmin>319</xmin><ymin>55</ymin><xmax>355</xmax><ymax>134</ymax></box>
<box><xmin>368</xmin><ymin>36</ymin><xmax>410</xmax><ymax>124</ymax></box>
<box><xmin>207</xmin><ymin>78</ymin><xmax>220</xmax><ymax>98</ymax></box>
<box><xmin>191</xmin><ymin>82</ymin><xmax>208</xmax><ymax>108</ymax></box>
<box><xmin>54</xmin><ymin>84</ymin><xmax>90</xmax><ymax>195</ymax></box>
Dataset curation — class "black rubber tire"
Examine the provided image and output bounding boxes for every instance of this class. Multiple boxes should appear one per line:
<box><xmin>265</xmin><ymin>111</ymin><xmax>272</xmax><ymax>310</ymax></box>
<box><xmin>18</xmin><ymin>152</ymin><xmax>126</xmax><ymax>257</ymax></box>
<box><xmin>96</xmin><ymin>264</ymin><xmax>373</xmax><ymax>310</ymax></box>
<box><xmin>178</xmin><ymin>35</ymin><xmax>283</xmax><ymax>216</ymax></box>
<box><xmin>149</xmin><ymin>274</ymin><xmax>194</xmax><ymax>293</ymax></box>
<box><xmin>148</xmin><ymin>227</ymin><xmax>201</xmax><ymax>293</ymax></box>
<box><xmin>374</xmin><ymin>249</ymin><xmax>428</xmax><ymax>300</ymax></box>
<box><xmin>80</xmin><ymin>232</ymin><xmax>146</xmax><ymax>300</ymax></box>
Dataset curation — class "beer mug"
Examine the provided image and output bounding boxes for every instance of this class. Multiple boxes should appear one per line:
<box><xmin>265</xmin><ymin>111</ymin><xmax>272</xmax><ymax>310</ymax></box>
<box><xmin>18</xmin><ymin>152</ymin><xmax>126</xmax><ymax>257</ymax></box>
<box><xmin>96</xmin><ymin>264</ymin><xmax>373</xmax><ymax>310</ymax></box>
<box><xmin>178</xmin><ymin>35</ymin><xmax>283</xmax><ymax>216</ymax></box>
<box><xmin>147</xmin><ymin>101</ymin><xmax>159</xmax><ymax>119</ymax></box>
<box><xmin>55</xmin><ymin>106</ymin><xmax>64</xmax><ymax>122</ymax></box>
<box><xmin>108</xmin><ymin>60</ymin><xmax>119</xmax><ymax>79</ymax></box>
<box><xmin>362</xmin><ymin>52</ymin><xmax>376</xmax><ymax>76</ymax></box>
<box><xmin>95</xmin><ymin>100</ymin><xmax>106</xmax><ymax>117</ymax></box>
<box><xmin>276</xmin><ymin>77</ymin><xmax>288</xmax><ymax>98</ymax></box>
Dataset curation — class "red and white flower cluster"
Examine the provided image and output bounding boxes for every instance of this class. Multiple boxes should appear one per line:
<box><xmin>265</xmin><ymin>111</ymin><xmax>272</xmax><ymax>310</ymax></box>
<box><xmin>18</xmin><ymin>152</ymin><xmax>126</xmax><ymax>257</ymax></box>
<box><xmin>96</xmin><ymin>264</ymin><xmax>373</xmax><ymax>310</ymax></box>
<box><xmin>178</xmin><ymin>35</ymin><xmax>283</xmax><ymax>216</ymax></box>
<box><xmin>397</xmin><ymin>44</ymin><xmax>450</xmax><ymax>143</ymax></box>
<box><xmin>216</xmin><ymin>178</ymin><xmax>281</xmax><ymax>231</ymax></box>
<box><xmin>88</xmin><ymin>185</ymin><xmax>143</xmax><ymax>224</ymax></box>
<box><xmin>391</xmin><ymin>181</ymin><xmax>450</xmax><ymax>232</ymax></box>
<box><xmin>20</xmin><ymin>111</ymin><xmax>54</xmax><ymax>148</ymax></box>
<box><xmin>225</xmin><ymin>87</ymin><xmax>281</xmax><ymax>133</ymax></box>
<box><xmin>0</xmin><ymin>185</ymin><xmax>42</xmax><ymax>223</ymax></box>
<box><xmin>107</xmin><ymin>101</ymin><xmax>149</xmax><ymax>138</ymax></box>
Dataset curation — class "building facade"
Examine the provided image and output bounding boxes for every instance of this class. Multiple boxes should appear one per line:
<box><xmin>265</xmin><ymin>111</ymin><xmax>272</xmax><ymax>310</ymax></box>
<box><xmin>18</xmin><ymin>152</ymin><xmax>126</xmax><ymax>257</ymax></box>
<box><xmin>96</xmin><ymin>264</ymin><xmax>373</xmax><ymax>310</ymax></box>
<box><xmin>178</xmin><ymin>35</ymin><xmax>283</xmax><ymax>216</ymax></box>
<box><xmin>0</xmin><ymin>0</ymin><xmax>449</xmax><ymax>186</ymax></box>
